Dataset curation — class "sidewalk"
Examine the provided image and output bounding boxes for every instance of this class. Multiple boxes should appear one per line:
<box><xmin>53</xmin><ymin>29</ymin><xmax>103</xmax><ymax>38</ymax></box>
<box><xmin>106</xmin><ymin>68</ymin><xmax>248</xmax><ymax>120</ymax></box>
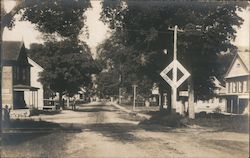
<box><xmin>107</xmin><ymin>102</ymin><xmax>152</xmax><ymax>120</ymax></box>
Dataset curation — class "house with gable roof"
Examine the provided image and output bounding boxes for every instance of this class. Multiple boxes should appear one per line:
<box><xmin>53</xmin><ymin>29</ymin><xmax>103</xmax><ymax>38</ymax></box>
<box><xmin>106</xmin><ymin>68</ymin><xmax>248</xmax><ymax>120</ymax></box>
<box><xmin>2</xmin><ymin>41</ymin><xmax>44</xmax><ymax>112</ymax></box>
<box><xmin>224</xmin><ymin>51</ymin><xmax>250</xmax><ymax>114</ymax></box>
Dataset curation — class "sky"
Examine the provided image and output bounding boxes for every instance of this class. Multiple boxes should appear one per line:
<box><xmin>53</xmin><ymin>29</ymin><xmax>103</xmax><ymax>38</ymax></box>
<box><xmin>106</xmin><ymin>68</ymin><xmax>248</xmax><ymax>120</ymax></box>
<box><xmin>3</xmin><ymin>1</ymin><xmax>110</xmax><ymax>51</ymax></box>
<box><xmin>3</xmin><ymin>1</ymin><xmax>250</xmax><ymax>52</ymax></box>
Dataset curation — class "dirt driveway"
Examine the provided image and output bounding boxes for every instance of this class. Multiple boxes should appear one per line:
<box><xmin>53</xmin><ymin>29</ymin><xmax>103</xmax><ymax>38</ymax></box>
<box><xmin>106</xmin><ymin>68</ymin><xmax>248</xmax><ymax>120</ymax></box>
<box><xmin>2</xmin><ymin>102</ymin><xmax>249</xmax><ymax>158</ymax></box>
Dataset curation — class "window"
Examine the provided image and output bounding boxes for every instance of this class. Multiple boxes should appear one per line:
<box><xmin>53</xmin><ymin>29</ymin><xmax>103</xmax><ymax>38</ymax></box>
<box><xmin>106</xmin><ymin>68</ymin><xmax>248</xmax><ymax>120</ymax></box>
<box><xmin>16</xmin><ymin>67</ymin><xmax>19</xmax><ymax>80</ymax></box>
<box><xmin>226</xmin><ymin>82</ymin><xmax>230</xmax><ymax>93</ymax></box>
<box><xmin>248</xmin><ymin>81</ymin><xmax>250</xmax><ymax>92</ymax></box>
<box><xmin>238</xmin><ymin>81</ymin><xmax>243</xmax><ymax>93</ymax></box>
<box><xmin>23</xmin><ymin>68</ymin><xmax>26</xmax><ymax>80</ymax></box>
<box><xmin>232</xmin><ymin>82</ymin><xmax>237</xmax><ymax>93</ymax></box>
<box><xmin>13</xmin><ymin>66</ymin><xmax>17</xmax><ymax>80</ymax></box>
<box><xmin>79</xmin><ymin>94</ymin><xmax>83</xmax><ymax>99</ymax></box>
<box><xmin>230</xmin><ymin>82</ymin><xmax>233</xmax><ymax>93</ymax></box>
<box><xmin>246</xmin><ymin>81</ymin><xmax>250</xmax><ymax>92</ymax></box>
<box><xmin>219</xmin><ymin>98</ymin><xmax>223</xmax><ymax>103</ymax></box>
<box><xmin>243</xmin><ymin>81</ymin><xmax>248</xmax><ymax>92</ymax></box>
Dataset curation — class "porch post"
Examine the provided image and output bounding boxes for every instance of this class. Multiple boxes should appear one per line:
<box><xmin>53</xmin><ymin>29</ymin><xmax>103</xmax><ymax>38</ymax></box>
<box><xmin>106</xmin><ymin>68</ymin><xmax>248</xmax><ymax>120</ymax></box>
<box><xmin>29</xmin><ymin>91</ymin><xmax>30</xmax><ymax>106</ymax></box>
<box><xmin>37</xmin><ymin>91</ymin><xmax>38</xmax><ymax>109</ymax></box>
<box><xmin>237</xmin><ymin>98</ymin><xmax>239</xmax><ymax>114</ymax></box>
<box><xmin>230</xmin><ymin>99</ymin><xmax>233</xmax><ymax>116</ymax></box>
<box><xmin>32</xmin><ymin>91</ymin><xmax>35</xmax><ymax>107</ymax></box>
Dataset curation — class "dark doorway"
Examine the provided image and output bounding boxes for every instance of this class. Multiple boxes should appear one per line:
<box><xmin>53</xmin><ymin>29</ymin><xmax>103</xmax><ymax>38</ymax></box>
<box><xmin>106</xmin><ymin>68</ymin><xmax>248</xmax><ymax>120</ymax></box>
<box><xmin>13</xmin><ymin>91</ymin><xmax>27</xmax><ymax>109</ymax></box>
<box><xmin>239</xmin><ymin>99</ymin><xmax>248</xmax><ymax>114</ymax></box>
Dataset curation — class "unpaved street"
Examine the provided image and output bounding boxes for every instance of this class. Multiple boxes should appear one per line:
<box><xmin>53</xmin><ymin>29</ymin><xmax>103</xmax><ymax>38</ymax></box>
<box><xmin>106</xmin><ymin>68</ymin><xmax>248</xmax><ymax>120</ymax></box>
<box><xmin>2</xmin><ymin>103</ymin><xmax>249</xmax><ymax>158</ymax></box>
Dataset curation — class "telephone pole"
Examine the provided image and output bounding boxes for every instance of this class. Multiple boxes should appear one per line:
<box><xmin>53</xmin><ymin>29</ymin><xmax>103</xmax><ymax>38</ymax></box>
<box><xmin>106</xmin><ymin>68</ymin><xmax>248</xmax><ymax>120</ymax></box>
<box><xmin>168</xmin><ymin>25</ymin><xmax>195</xmax><ymax>118</ymax></box>
<box><xmin>168</xmin><ymin>25</ymin><xmax>183</xmax><ymax>111</ymax></box>
<box><xmin>132</xmin><ymin>84</ymin><xmax>137</xmax><ymax>111</ymax></box>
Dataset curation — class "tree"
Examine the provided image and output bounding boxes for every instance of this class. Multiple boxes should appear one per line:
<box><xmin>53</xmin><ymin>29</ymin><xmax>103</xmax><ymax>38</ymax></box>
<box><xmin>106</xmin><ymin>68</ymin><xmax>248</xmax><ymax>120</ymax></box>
<box><xmin>28</xmin><ymin>40</ymin><xmax>100</xmax><ymax>108</ymax></box>
<box><xmin>99</xmin><ymin>1</ymin><xmax>248</xmax><ymax>111</ymax></box>
<box><xmin>1</xmin><ymin>0</ymin><xmax>92</xmax><ymax>107</ymax></box>
<box><xmin>1</xmin><ymin>0</ymin><xmax>91</xmax><ymax>38</ymax></box>
<box><xmin>97</xmin><ymin>31</ymin><xmax>157</xmax><ymax>98</ymax></box>
<box><xmin>96</xmin><ymin>70</ymin><xmax>120</xmax><ymax>97</ymax></box>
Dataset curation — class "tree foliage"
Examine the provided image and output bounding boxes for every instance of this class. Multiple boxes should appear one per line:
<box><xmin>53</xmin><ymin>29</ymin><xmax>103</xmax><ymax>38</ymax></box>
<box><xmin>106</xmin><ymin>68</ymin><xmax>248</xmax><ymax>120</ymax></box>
<box><xmin>2</xmin><ymin>0</ymin><xmax>91</xmax><ymax>39</ymax></box>
<box><xmin>2</xmin><ymin>0</ymin><xmax>97</xmax><ymax>108</ymax></box>
<box><xmin>28</xmin><ymin>40</ymin><xmax>101</xmax><ymax>97</ymax></box>
<box><xmin>96</xmin><ymin>70</ymin><xmax>120</xmax><ymax>97</ymax></box>
<box><xmin>97</xmin><ymin>31</ymin><xmax>156</xmax><ymax>97</ymax></box>
<box><xmin>100</xmin><ymin>1</ymin><xmax>248</xmax><ymax>100</ymax></box>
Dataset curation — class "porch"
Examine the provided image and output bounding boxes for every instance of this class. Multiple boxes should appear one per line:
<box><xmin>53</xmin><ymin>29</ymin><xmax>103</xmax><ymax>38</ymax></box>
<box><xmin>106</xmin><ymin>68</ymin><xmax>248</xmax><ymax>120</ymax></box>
<box><xmin>11</xmin><ymin>84</ymin><xmax>40</xmax><ymax>117</ymax></box>
<box><xmin>224</xmin><ymin>94</ymin><xmax>249</xmax><ymax>114</ymax></box>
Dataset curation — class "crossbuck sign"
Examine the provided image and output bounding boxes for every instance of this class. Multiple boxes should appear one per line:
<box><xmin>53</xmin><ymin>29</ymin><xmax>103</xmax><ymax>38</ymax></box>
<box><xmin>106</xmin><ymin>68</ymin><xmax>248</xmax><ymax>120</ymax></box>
<box><xmin>160</xmin><ymin>60</ymin><xmax>190</xmax><ymax>88</ymax></box>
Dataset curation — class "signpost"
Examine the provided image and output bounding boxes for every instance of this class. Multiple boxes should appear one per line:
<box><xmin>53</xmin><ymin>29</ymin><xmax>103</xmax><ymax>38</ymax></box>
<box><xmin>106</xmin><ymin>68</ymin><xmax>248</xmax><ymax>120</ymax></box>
<box><xmin>160</xmin><ymin>25</ymin><xmax>190</xmax><ymax>111</ymax></box>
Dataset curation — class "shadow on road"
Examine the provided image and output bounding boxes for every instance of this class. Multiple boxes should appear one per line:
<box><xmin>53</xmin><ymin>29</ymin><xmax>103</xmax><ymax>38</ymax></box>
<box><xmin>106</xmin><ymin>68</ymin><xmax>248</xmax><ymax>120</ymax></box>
<box><xmin>188</xmin><ymin>113</ymin><xmax>249</xmax><ymax>133</ymax></box>
<box><xmin>63</xmin><ymin>122</ymin><xmax>176</xmax><ymax>143</ymax></box>
<box><xmin>2</xmin><ymin>119</ymin><xmax>82</xmax><ymax>146</ymax></box>
<box><xmin>78</xmin><ymin>104</ymin><xmax>107</xmax><ymax>108</ymax></box>
<box><xmin>77</xmin><ymin>123</ymin><xmax>140</xmax><ymax>142</ymax></box>
<box><xmin>36</xmin><ymin>110</ymin><xmax>61</xmax><ymax>115</ymax></box>
<box><xmin>74</xmin><ymin>108</ymin><xmax>117</xmax><ymax>113</ymax></box>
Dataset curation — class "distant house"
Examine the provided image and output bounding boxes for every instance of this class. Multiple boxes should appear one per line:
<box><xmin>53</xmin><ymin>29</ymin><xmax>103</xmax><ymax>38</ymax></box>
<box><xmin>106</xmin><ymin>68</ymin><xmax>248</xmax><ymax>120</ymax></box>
<box><xmin>2</xmin><ymin>41</ymin><xmax>43</xmax><ymax>110</ymax></box>
<box><xmin>224</xmin><ymin>51</ymin><xmax>250</xmax><ymax>114</ymax></box>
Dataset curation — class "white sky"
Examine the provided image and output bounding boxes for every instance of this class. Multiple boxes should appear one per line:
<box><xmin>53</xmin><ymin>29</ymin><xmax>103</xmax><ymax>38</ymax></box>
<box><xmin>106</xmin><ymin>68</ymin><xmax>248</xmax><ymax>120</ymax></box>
<box><xmin>3</xmin><ymin>1</ymin><xmax>250</xmax><ymax>51</ymax></box>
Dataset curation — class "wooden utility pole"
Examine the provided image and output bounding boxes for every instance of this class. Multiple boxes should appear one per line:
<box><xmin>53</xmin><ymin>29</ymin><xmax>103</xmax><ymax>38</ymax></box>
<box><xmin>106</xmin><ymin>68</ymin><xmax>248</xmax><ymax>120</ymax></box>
<box><xmin>168</xmin><ymin>25</ymin><xmax>194</xmax><ymax>118</ymax></box>
<box><xmin>119</xmin><ymin>64</ymin><xmax>122</xmax><ymax>104</ymax></box>
<box><xmin>132</xmin><ymin>85</ymin><xmax>137</xmax><ymax>111</ymax></box>
<box><xmin>168</xmin><ymin>25</ymin><xmax>184</xmax><ymax>111</ymax></box>
<box><xmin>172</xmin><ymin>25</ymin><xmax>177</xmax><ymax>110</ymax></box>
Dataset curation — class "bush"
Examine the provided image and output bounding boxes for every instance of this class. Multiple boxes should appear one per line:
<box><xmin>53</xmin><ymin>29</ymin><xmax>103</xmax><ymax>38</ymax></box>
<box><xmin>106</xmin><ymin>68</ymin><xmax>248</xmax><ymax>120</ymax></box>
<box><xmin>213</xmin><ymin>106</ymin><xmax>222</xmax><ymax>114</ymax></box>
<box><xmin>140</xmin><ymin>111</ymin><xmax>187</xmax><ymax>127</ymax></box>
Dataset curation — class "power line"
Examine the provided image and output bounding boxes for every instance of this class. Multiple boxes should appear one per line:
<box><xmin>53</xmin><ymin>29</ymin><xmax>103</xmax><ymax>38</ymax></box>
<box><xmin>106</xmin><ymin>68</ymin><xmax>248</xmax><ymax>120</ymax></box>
<box><xmin>115</xmin><ymin>27</ymin><xmax>203</xmax><ymax>35</ymax></box>
<box><xmin>116</xmin><ymin>28</ymin><xmax>171</xmax><ymax>34</ymax></box>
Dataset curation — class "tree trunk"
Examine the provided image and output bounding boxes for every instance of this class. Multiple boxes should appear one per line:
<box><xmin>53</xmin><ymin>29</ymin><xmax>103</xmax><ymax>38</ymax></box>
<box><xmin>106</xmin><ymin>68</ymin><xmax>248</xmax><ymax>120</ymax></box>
<box><xmin>59</xmin><ymin>92</ymin><xmax>64</xmax><ymax>110</ymax></box>
<box><xmin>1</xmin><ymin>0</ymin><xmax>24</xmax><ymax>123</ymax></box>
<box><xmin>188</xmin><ymin>77</ymin><xmax>195</xmax><ymax>119</ymax></box>
<box><xmin>158</xmin><ymin>86</ymin><xmax>163</xmax><ymax>111</ymax></box>
<box><xmin>67</xmin><ymin>96</ymin><xmax>70</xmax><ymax>108</ymax></box>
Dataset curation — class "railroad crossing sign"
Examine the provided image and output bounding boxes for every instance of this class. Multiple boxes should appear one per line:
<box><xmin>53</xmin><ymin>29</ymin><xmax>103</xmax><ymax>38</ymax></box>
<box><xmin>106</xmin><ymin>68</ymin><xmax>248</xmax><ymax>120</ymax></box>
<box><xmin>160</xmin><ymin>59</ymin><xmax>190</xmax><ymax>88</ymax></box>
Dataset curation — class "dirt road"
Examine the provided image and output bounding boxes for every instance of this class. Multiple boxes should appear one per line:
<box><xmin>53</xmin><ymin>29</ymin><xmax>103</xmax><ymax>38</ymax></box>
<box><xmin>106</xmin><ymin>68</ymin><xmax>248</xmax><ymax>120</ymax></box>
<box><xmin>2</xmin><ymin>102</ymin><xmax>249</xmax><ymax>158</ymax></box>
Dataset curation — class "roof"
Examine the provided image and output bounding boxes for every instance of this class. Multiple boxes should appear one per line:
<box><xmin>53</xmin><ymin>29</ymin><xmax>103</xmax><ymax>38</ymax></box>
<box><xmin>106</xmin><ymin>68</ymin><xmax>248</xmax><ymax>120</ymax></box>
<box><xmin>225</xmin><ymin>51</ymin><xmax>250</xmax><ymax>78</ymax></box>
<box><xmin>237</xmin><ymin>51</ymin><xmax>249</xmax><ymax>70</ymax></box>
<box><xmin>28</xmin><ymin>57</ymin><xmax>44</xmax><ymax>71</ymax></box>
<box><xmin>209</xmin><ymin>76</ymin><xmax>224</xmax><ymax>89</ymax></box>
<box><xmin>2</xmin><ymin>41</ymin><xmax>25</xmax><ymax>61</ymax></box>
<box><xmin>14</xmin><ymin>84</ymin><xmax>39</xmax><ymax>91</ymax></box>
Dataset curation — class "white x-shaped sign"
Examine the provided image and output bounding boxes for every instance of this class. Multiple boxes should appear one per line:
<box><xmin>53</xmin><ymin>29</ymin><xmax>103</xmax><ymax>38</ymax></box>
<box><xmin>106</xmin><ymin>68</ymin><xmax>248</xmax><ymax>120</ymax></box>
<box><xmin>160</xmin><ymin>60</ymin><xmax>190</xmax><ymax>88</ymax></box>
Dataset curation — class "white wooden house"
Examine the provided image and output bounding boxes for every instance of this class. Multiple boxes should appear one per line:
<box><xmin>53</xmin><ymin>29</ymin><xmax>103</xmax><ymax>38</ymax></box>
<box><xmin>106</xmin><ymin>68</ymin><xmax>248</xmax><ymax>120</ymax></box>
<box><xmin>24</xmin><ymin>57</ymin><xmax>44</xmax><ymax>110</ymax></box>
<box><xmin>2</xmin><ymin>41</ymin><xmax>39</xmax><ymax>110</ymax></box>
<box><xmin>224</xmin><ymin>51</ymin><xmax>249</xmax><ymax>114</ymax></box>
<box><xmin>2</xmin><ymin>41</ymin><xmax>45</xmax><ymax>117</ymax></box>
